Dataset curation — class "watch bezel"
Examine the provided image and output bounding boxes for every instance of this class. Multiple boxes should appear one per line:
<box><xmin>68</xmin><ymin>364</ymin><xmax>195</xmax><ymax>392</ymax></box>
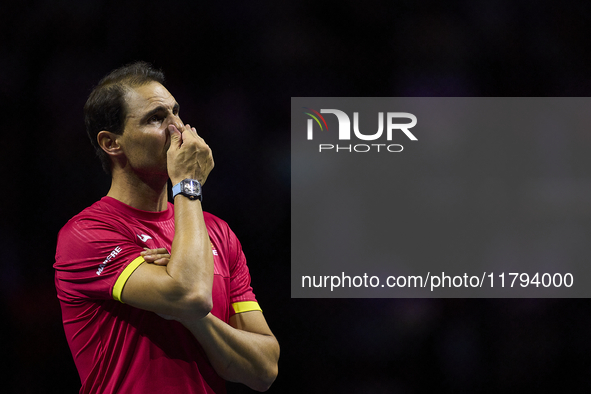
<box><xmin>173</xmin><ymin>178</ymin><xmax>202</xmax><ymax>201</ymax></box>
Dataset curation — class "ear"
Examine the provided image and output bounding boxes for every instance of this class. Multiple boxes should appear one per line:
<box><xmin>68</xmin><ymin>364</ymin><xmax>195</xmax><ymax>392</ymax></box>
<box><xmin>97</xmin><ymin>131</ymin><xmax>123</xmax><ymax>157</ymax></box>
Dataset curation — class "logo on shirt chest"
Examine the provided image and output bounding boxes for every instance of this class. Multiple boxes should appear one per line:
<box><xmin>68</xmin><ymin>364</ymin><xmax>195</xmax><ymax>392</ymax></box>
<box><xmin>137</xmin><ymin>234</ymin><xmax>152</xmax><ymax>243</ymax></box>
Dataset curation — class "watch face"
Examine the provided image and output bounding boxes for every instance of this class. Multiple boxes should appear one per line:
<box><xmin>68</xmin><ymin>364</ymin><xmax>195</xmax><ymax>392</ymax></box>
<box><xmin>182</xmin><ymin>179</ymin><xmax>201</xmax><ymax>195</ymax></box>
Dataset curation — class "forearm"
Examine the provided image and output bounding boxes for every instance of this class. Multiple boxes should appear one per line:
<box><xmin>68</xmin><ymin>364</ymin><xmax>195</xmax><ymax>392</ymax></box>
<box><xmin>183</xmin><ymin>313</ymin><xmax>279</xmax><ymax>392</ymax></box>
<box><xmin>119</xmin><ymin>123</ymin><xmax>215</xmax><ymax>317</ymax></box>
<box><xmin>166</xmin><ymin>196</ymin><xmax>214</xmax><ymax>314</ymax></box>
<box><xmin>165</xmin><ymin>122</ymin><xmax>214</xmax><ymax>313</ymax></box>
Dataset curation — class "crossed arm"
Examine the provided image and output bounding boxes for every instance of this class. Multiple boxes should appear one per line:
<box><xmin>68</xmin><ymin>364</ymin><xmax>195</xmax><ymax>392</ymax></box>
<box><xmin>115</xmin><ymin>124</ymin><xmax>279</xmax><ymax>390</ymax></box>
<box><xmin>121</xmin><ymin>201</ymin><xmax>278</xmax><ymax>391</ymax></box>
<box><xmin>139</xmin><ymin>247</ymin><xmax>279</xmax><ymax>391</ymax></box>
<box><xmin>183</xmin><ymin>311</ymin><xmax>279</xmax><ymax>392</ymax></box>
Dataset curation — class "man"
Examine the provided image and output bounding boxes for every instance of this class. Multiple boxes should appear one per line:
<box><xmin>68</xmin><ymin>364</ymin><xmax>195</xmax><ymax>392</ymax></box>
<box><xmin>54</xmin><ymin>62</ymin><xmax>279</xmax><ymax>393</ymax></box>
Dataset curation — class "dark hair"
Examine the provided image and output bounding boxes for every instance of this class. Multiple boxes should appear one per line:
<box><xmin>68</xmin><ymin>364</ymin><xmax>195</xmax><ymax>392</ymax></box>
<box><xmin>84</xmin><ymin>61</ymin><xmax>165</xmax><ymax>174</ymax></box>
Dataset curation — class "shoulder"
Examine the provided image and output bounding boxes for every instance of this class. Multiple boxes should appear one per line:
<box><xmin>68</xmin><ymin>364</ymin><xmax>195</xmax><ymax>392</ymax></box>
<box><xmin>203</xmin><ymin>211</ymin><xmax>244</xmax><ymax>244</ymax></box>
<box><xmin>203</xmin><ymin>210</ymin><xmax>227</xmax><ymax>226</ymax></box>
<box><xmin>57</xmin><ymin>199</ymin><xmax>134</xmax><ymax>245</ymax></box>
<box><xmin>203</xmin><ymin>211</ymin><xmax>231</xmax><ymax>237</ymax></box>
<box><xmin>54</xmin><ymin>198</ymin><xmax>147</xmax><ymax>274</ymax></box>
<box><xmin>203</xmin><ymin>211</ymin><xmax>247</xmax><ymax>272</ymax></box>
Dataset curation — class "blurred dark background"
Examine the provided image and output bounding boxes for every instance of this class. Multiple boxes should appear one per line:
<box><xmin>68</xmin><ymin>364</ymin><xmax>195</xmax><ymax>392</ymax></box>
<box><xmin>2</xmin><ymin>1</ymin><xmax>591</xmax><ymax>393</ymax></box>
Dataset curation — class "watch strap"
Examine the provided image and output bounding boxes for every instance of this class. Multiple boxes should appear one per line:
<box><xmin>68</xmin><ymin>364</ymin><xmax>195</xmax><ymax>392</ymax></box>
<box><xmin>172</xmin><ymin>182</ymin><xmax>182</xmax><ymax>198</ymax></box>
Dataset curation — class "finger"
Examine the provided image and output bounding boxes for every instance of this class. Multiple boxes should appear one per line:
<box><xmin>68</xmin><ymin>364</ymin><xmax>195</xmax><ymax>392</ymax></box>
<box><xmin>189</xmin><ymin>125</ymin><xmax>203</xmax><ymax>139</ymax></box>
<box><xmin>152</xmin><ymin>257</ymin><xmax>169</xmax><ymax>266</ymax></box>
<box><xmin>179</xmin><ymin>124</ymin><xmax>197</xmax><ymax>143</ymax></box>
<box><xmin>142</xmin><ymin>254</ymin><xmax>156</xmax><ymax>261</ymax></box>
<box><xmin>140</xmin><ymin>248</ymin><xmax>167</xmax><ymax>256</ymax></box>
<box><xmin>141</xmin><ymin>248</ymin><xmax>167</xmax><ymax>254</ymax></box>
<box><xmin>178</xmin><ymin>123</ymin><xmax>203</xmax><ymax>142</ymax></box>
<box><xmin>142</xmin><ymin>253</ymin><xmax>171</xmax><ymax>262</ymax></box>
<box><xmin>167</xmin><ymin>124</ymin><xmax>182</xmax><ymax>147</ymax></box>
<box><xmin>186</xmin><ymin>124</ymin><xmax>201</xmax><ymax>138</ymax></box>
<box><xmin>182</xmin><ymin>124</ymin><xmax>191</xmax><ymax>137</ymax></box>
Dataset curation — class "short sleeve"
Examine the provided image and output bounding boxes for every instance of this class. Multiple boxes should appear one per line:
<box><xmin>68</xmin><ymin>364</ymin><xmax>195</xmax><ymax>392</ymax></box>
<box><xmin>54</xmin><ymin>216</ymin><xmax>145</xmax><ymax>302</ymax></box>
<box><xmin>226</xmin><ymin>226</ymin><xmax>261</xmax><ymax>316</ymax></box>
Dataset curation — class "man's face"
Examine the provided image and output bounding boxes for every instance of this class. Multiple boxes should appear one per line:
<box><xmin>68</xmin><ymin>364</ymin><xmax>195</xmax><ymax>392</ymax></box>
<box><xmin>117</xmin><ymin>81</ymin><xmax>182</xmax><ymax>177</ymax></box>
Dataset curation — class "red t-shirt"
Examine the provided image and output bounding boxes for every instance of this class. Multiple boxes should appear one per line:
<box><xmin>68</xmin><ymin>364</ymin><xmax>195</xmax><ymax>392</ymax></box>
<box><xmin>54</xmin><ymin>197</ymin><xmax>260</xmax><ymax>394</ymax></box>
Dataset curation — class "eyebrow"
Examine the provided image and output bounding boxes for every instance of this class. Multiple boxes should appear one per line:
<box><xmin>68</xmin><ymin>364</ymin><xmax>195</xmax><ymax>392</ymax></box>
<box><xmin>141</xmin><ymin>103</ymin><xmax>180</xmax><ymax>122</ymax></box>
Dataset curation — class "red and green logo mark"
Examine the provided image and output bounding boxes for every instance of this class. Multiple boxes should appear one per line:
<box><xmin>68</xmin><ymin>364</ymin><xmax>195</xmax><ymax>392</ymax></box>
<box><xmin>303</xmin><ymin>107</ymin><xmax>329</xmax><ymax>131</ymax></box>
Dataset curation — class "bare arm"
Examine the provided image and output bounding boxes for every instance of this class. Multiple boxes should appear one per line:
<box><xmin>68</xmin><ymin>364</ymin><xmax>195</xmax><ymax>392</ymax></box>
<box><xmin>143</xmin><ymin>248</ymin><xmax>280</xmax><ymax>391</ymax></box>
<box><xmin>180</xmin><ymin>311</ymin><xmax>279</xmax><ymax>392</ymax></box>
<box><xmin>120</xmin><ymin>124</ymin><xmax>215</xmax><ymax>320</ymax></box>
<box><xmin>116</xmin><ymin>123</ymin><xmax>279</xmax><ymax>389</ymax></box>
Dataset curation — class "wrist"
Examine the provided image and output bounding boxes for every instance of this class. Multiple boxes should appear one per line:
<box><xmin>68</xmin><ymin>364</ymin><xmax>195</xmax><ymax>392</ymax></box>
<box><xmin>179</xmin><ymin>312</ymin><xmax>212</xmax><ymax>330</ymax></box>
<box><xmin>172</xmin><ymin>178</ymin><xmax>202</xmax><ymax>201</ymax></box>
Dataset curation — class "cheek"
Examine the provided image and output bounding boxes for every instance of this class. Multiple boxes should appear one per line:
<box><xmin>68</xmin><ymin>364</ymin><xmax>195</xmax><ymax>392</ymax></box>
<box><xmin>153</xmin><ymin>130</ymin><xmax>171</xmax><ymax>161</ymax></box>
<box><xmin>127</xmin><ymin>131</ymin><xmax>168</xmax><ymax>162</ymax></box>
<box><xmin>143</xmin><ymin>129</ymin><xmax>168</xmax><ymax>149</ymax></box>
<box><xmin>159</xmin><ymin>129</ymin><xmax>170</xmax><ymax>152</ymax></box>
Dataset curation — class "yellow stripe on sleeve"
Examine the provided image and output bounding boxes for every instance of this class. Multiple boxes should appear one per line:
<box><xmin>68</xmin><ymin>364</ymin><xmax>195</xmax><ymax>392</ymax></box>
<box><xmin>232</xmin><ymin>301</ymin><xmax>262</xmax><ymax>314</ymax></box>
<box><xmin>112</xmin><ymin>256</ymin><xmax>145</xmax><ymax>303</ymax></box>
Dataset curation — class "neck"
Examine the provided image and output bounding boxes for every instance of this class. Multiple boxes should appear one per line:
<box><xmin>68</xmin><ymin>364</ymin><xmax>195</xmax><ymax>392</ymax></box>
<box><xmin>107</xmin><ymin>169</ymin><xmax>169</xmax><ymax>212</ymax></box>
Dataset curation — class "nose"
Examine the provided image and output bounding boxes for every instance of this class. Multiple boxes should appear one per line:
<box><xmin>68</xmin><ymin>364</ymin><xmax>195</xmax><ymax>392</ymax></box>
<box><xmin>167</xmin><ymin>113</ymin><xmax>184</xmax><ymax>131</ymax></box>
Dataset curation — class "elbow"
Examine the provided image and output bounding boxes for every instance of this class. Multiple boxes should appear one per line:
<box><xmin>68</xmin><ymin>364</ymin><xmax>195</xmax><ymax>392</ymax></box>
<box><xmin>175</xmin><ymin>289</ymin><xmax>212</xmax><ymax>320</ymax></box>
<box><xmin>217</xmin><ymin>337</ymin><xmax>279</xmax><ymax>391</ymax></box>
<box><xmin>187</xmin><ymin>290</ymin><xmax>213</xmax><ymax>318</ymax></box>
<box><xmin>250</xmin><ymin>343</ymin><xmax>279</xmax><ymax>392</ymax></box>
<box><xmin>252</xmin><ymin>364</ymin><xmax>278</xmax><ymax>392</ymax></box>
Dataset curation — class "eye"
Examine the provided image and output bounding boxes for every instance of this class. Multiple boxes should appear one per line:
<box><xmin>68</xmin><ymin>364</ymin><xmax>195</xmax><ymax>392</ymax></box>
<box><xmin>148</xmin><ymin>115</ymin><xmax>162</xmax><ymax>124</ymax></box>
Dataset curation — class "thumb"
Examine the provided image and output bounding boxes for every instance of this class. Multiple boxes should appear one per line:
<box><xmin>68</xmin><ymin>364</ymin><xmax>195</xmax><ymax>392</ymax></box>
<box><xmin>168</xmin><ymin>124</ymin><xmax>182</xmax><ymax>147</ymax></box>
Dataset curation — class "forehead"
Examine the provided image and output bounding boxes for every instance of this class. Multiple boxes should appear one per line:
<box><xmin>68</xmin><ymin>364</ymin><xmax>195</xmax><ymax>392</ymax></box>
<box><xmin>124</xmin><ymin>81</ymin><xmax>176</xmax><ymax>117</ymax></box>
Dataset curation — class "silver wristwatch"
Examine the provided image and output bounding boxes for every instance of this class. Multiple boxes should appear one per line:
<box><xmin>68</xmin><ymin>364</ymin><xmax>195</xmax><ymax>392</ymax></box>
<box><xmin>172</xmin><ymin>179</ymin><xmax>202</xmax><ymax>201</ymax></box>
